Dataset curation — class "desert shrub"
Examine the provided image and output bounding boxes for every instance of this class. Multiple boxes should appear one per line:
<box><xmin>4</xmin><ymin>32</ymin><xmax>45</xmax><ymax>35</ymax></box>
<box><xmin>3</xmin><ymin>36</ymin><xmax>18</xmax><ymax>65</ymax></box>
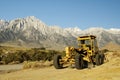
<box><xmin>12</xmin><ymin>51</ymin><xmax>30</xmax><ymax>63</ymax></box>
<box><xmin>40</xmin><ymin>47</ymin><xmax>46</xmax><ymax>50</ymax></box>
<box><xmin>0</xmin><ymin>53</ymin><xmax>6</xmax><ymax>64</ymax></box>
<box><xmin>31</xmin><ymin>52</ymin><xmax>44</xmax><ymax>61</ymax></box>
<box><xmin>21</xmin><ymin>51</ymin><xmax>30</xmax><ymax>61</ymax></box>
<box><xmin>0</xmin><ymin>53</ymin><xmax>2</xmax><ymax>61</ymax></box>
<box><xmin>101</xmin><ymin>49</ymin><xmax>109</xmax><ymax>53</ymax></box>
<box><xmin>45</xmin><ymin>50</ymin><xmax>57</xmax><ymax>61</ymax></box>
<box><xmin>2</xmin><ymin>53</ymin><xmax>16</xmax><ymax>64</ymax></box>
<box><xmin>36</xmin><ymin>51</ymin><xmax>46</xmax><ymax>60</ymax></box>
<box><xmin>14</xmin><ymin>51</ymin><xmax>29</xmax><ymax>63</ymax></box>
<box><xmin>0</xmin><ymin>50</ymin><xmax>4</xmax><ymax>61</ymax></box>
<box><xmin>14</xmin><ymin>51</ymin><xmax>23</xmax><ymax>63</ymax></box>
<box><xmin>27</xmin><ymin>49</ymin><xmax>57</xmax><ymax>61</ymax></box>
<box><xmin>0</xmin><ymin>47</ymin><xmax>63</xmax><ymax>64</ymax></box>
<box><xmin>1</xmin><ymin>51</ymin><xmax>30</xmax><ymax>64</ymax></box>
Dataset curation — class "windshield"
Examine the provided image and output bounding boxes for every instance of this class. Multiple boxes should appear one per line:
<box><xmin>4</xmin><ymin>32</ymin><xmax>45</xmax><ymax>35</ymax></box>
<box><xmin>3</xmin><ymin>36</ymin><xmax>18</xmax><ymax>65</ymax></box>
<box><xmin>79</xmin><ymin>39</ymin><xmax>90</xmax><ymax>45</ymax></box>
<box><xmin>78</xmin><ymin>39</ymin><xmax>91</xmax><ymax>48</ymax></box>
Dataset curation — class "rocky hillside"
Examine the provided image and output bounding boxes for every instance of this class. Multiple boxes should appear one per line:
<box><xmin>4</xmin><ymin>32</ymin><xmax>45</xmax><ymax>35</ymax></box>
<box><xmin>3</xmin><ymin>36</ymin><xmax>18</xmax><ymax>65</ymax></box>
<box><xmin>102</xmin><ymin>42</ymin><xmax>120</xmax><ymax>51</ymax></box>
<box><xmin>0</xmin><ymin>16</ymin><xmax>120</xmax><ymax>50</ymax></box>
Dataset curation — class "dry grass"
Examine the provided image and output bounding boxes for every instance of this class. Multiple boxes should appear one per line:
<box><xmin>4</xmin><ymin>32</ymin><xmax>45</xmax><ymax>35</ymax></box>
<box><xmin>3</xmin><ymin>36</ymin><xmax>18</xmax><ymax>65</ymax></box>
<box><xmin>0</xmin><ymin>51</ymin><xmax>120</xmax><ymax>80</ymax></box>
<box><xmin>23</xmin><ymin>61</ymin><xmax>53</xmax><ymax>69</ymax></box>
<box><xmin>105</xmin><ymin>51</ymin><xmax>120</xmax><ymax>62</ymax></box>
<box><xmin>112</xmin><ymin>51</ymin><xmax>120</xmax><ymax>57</ymax></box>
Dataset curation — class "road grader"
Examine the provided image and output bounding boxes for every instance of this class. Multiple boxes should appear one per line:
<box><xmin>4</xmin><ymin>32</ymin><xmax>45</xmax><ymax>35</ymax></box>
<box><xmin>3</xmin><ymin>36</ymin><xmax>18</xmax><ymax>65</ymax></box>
<box><xmin>53</xmin><ymin>35</ymin><xmax>105</xmax><ymax>69</ymax></box>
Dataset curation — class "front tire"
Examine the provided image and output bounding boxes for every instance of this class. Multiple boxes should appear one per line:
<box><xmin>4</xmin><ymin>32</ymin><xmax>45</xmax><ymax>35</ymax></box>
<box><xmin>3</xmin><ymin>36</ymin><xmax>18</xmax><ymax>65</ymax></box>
<box><xmin>83</xmin><ymin>60</ymin><xmax>88</xmax><ymax>68</ymax></box>
<box><xmin>53</xmin><ymin>54</ymin><xmax>63</xmax><ymax>69</ymax></box>
<box><xmin>75</xmin><ymin>54</ymin><xmax>84</xmax><ymax>69</ymax></box>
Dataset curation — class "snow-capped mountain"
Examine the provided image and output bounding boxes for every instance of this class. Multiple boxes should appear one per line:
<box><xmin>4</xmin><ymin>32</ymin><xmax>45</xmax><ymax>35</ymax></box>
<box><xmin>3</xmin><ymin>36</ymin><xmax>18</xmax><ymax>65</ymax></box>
<box><xmin>0</xmin><ymin>20</ymin><xmax>9</xmax><ymax>30</ymax></box>
<box><xmin>0</xmin><ymin>16</ymin><xmax>77</xmax><ymax>50</ymax></box>
<box><xmin>64</xmin><ymin>27</ymin><xmax>82</xmax><ymax>37</ymax></box>
<box><xmin>0</xmin><ymin>16</ymin><xmax>120</xmax><ymax>50</ymax></box>
<box><xmin>107</xmin><ymin>28</ymin><xmax>120</xmax><ymax>34</ymax></box>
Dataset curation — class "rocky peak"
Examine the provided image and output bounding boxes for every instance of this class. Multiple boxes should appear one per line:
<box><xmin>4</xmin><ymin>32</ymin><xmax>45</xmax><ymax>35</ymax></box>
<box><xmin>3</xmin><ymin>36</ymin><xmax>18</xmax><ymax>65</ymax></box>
<box><xmin>4</xmin><ymin>16</ymin><xmax>48</xmax><ymax>33</ymax></box>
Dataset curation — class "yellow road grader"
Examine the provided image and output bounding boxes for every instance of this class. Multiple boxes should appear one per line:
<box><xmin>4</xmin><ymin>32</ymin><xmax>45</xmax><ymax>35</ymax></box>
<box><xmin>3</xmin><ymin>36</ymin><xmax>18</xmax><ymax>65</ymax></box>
<box><xmin>53</xmin><ymin>35</ymin><xmax>105</xmax><ymax>69</ymax></box>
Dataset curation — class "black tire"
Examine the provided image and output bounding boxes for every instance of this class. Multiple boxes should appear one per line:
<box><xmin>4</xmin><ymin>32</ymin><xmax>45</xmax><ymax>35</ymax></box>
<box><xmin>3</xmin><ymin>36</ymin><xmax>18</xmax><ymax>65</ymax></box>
<box><xmin>83</xmin><ymin>60</ymin><xmax>88</xmax><ymax>68</ymax></box>
<box><xmin>75</xmin><ymin>54</ymin><xmax>84</xmax><ymax>69</ymax></box>
<box><xmin>95</xmin><ymin>53</ymin><xmax>105</xmax><ymax>65</ymax></box>
<box><xmin>100</xmin><ymin>53</ymin><xmax>105</xmax><ymax>64</ymax></box>
<box><xmin>95</xmin><ymin>53</ymin><xmax>101</xmax><ymax>65</ymax></box>
<box><xmin>53</xmin><ymin>54</ymin><xmax>63</xmax><ymax>69</ymax></box>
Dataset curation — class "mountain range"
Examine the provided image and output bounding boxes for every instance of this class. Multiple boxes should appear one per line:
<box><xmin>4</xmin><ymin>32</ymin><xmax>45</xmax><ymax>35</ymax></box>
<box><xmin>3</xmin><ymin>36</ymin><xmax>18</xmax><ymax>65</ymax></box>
<box><xmin>0</xmin><ymin>16</ymin><xmax>120</xmax><ymax>50</ymax></box>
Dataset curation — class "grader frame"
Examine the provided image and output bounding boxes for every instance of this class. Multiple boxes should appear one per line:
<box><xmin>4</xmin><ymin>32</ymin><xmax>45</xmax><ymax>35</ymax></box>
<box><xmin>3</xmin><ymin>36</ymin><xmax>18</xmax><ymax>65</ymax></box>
<box><xmin>53</xmin><ymin>35</ymin><xmax>104</xmax><ymax>69</ymax></box>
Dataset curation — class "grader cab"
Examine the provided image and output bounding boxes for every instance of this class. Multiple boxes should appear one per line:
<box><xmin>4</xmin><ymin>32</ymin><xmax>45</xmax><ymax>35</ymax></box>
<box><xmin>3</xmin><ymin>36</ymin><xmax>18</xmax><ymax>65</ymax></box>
<box><xmin>53</xmin><ymin>35</ymin><xmax>105</xmax><ymax>69</ymax></box>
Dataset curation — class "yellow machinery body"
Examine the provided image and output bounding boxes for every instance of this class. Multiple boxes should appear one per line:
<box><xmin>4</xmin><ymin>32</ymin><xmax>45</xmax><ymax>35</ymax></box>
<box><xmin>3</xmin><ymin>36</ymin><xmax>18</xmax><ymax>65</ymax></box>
<box><xmin>53</xmin><ymin>35</ymin><xmax>104</xmax><ymax>69</ymax></box>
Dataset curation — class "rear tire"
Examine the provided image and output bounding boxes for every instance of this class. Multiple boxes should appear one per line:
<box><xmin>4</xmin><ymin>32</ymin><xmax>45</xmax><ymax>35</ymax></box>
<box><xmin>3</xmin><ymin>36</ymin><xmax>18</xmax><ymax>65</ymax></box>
<box><xmin>100</xmin><ymin>53</ymin><xmax>105</xmax><ymax>64</ymax></box>
<box><xmin>75</xmin><ymin>54</ymin><xmax>84</xmax><ymax>69</ymax></box>
<box><xmin>95</xmin><ymin>53</ymin><xmax>105</xmax><ymax>65</ymax></box>
<box><xmin>95</xmin><ymin>53</ymin><xmax>101</xmax><ymax>65</ymax></box>
<box><xmin>53</xmin><ymin>55</ymin><xmax>63</xmax><ymax>69</ymax></box>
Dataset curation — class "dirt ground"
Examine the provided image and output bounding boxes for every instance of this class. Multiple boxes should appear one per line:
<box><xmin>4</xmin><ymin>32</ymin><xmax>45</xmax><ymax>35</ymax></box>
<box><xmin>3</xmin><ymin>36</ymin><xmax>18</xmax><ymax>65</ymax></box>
<box><xmin>0</xmin><ymin>51</ymin><xmax>120</xmax><ymax>80</ymax></box>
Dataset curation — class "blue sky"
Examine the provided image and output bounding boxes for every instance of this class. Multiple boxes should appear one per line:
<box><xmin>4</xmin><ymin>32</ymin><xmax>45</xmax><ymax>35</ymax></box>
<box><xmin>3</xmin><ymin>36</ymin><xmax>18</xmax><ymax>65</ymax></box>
<box><xmin>0</xmin><ymin>0</ymin><xmax>120</xmax><ymax>29</ymax></box>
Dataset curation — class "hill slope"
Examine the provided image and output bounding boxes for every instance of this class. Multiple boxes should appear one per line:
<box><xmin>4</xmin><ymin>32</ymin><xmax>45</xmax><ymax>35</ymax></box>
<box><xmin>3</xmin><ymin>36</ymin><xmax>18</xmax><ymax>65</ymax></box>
<box><xmin>102</xmin><ymin>42</ymin><xmax>120</xmax><ymax>51</ymax></box>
